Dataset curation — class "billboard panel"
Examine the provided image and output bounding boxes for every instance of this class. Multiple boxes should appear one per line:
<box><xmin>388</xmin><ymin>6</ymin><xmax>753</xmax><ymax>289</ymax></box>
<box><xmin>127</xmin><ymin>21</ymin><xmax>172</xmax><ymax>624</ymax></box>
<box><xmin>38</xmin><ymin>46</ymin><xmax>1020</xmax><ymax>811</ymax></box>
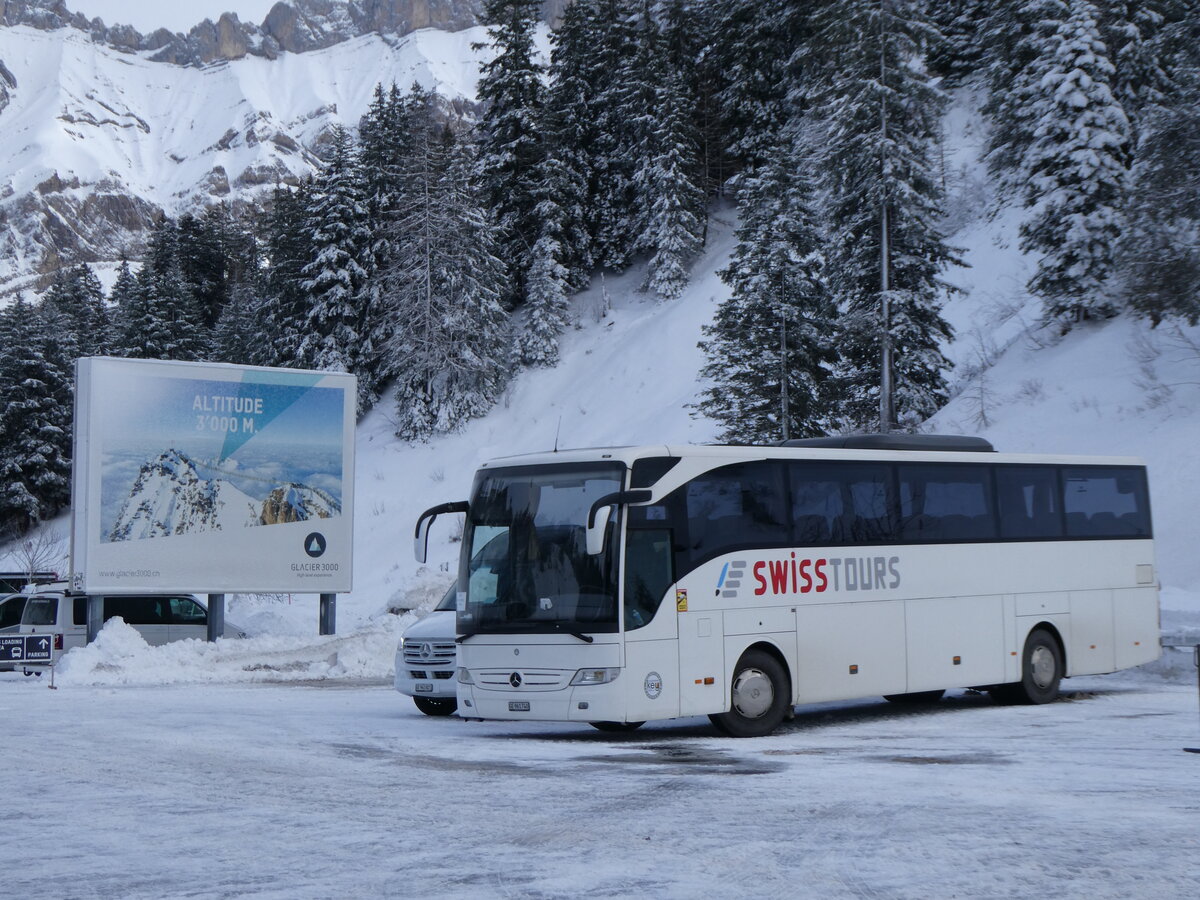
<box><xmin>72</xmin><ymin>358</ymin><xmax>355</xmax><ymax>594</ymax></box>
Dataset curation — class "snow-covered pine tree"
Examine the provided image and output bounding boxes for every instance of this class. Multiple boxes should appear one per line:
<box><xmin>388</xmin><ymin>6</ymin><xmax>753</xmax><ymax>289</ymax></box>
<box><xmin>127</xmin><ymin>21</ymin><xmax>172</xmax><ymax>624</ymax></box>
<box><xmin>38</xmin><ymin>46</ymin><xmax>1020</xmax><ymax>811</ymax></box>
<box><xmin>983</xmin><ymin>0</ymin><xmax>1071</xmax><ymax>202</ymax></box>
<box><xmin>541</xmin><ymin>0</ymin><xmax>597</xmax><ymax>290</ymax></box>
<box><xmin>214</xmin><ymin>282</ymin><xmax>265</xmax><ymax>365</ymax></box>
<box><xmin>440</xmin><ymin>137</ymin><xmax>514</xmax><ymax>425</ymax></box>
<box><xmin>1094</xmin><ymin>0</ymin><xmax>1170</xmax><ymax>144</ymax></box>
<box><xmin>257</xmin><ymin>182</ymin><xmax>313</xmax><ymax>368</ymax></box>
<box><xmin>0</xmin><ymin>296</ymin><xmax>74</xmax><ymax>533</ymax></box>
<box><xmin>809</xmin><ymin>0</ymin><xmax>959</xmax><ymax>432</ymax></box>
<box><xmin>385</xmin><ymin>90</ymin><xmax>512</xmax><ymax>440</ymax></box>
<box><xmin>106</xmin><ymin>256</ymin><xmax>137</xmax><ymax>351</ymax></box>
<box><xmin>520</xmin><ymin>228</ymin><xmax>572</xmax><ymax>366</ymax></box>
<box><xmin>697</xmin><ymin>144</ymin><xmax>835</xmax><ymax>443</ymax></box>
<box><xmin>299</xmin><ymin>125</ymin><xmax>371</xmax><ymax>396</ymax></box>
<box><xmin>1017</xmin><ymin>0</ymin><xmax>1131</xmax><ymax>327</ymax></box>
<box><xmin>44</xmin><ymin>262</ymin><xmax>110</xmax><ymax>359</ymax></box>
<box><xmin>117</xmin><ymin>218</ymin><xmax>211</xmax><ymax>361</ymax></box>
<box><xmin>1120</xmin><ymin>24</ymin><xmax>1200</xmax><ymax>325</ymax></box>
<box><xmin>582</xmin><ymin>0</ymin><xmax>641</xmax><ymax>269</ymax></box>
<box><xmin>178</xmin><ymin>208</ymin><xmax>230</xmax><ymax>328</ymax></box>
<box><xmin>356</xmin><ymin>83</ymin><xmax>412</xmax><ymax>395</ymax></box>
<box><xmin>475</xmin><ymin>0</ymin><xmax>546</xmax><ymax>301</ymax></box>
<box><xmin>706</xmin><ymin>0</ymin><xmax>811</xmax><ymax>172</ymax></box>
<box><xmin>639</xmin><ymin>63</ymin><xmax>706</xmax><ymax>301</ymax></box>
<box><xmin>926</xmin><ymin>0</ymin><xmax>990</xmax><ymax>86</ymax></box>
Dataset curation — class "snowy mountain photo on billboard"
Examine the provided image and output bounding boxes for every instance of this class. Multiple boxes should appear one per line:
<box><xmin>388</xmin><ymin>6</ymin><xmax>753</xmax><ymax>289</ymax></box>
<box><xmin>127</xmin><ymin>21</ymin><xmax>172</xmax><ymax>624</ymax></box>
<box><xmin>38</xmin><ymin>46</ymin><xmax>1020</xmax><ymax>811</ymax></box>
<box><xmin>97</xmin><ymin>373</ymin><xmax>345</xmax><ymax>543</ymax></box>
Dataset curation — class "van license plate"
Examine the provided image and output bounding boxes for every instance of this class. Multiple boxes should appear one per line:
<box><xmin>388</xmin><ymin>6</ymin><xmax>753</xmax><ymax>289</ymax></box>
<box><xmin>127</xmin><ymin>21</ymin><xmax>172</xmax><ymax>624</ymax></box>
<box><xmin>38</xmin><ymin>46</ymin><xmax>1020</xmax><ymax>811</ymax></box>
<box><xmin>508</xmin><ymin>701</ymin><xmax>530</xmax><ymax>712</ymax></box>
<box><xmin>414</xmin><ymin>683</ymin><xmax>433</xmax><ymax>692</ymax></box>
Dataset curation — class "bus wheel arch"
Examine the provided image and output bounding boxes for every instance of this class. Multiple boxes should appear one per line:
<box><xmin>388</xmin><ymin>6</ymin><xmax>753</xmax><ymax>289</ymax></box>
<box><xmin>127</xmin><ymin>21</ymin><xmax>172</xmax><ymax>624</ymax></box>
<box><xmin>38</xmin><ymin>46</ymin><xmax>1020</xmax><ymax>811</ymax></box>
<box><xmin>709</xmin><ymin>643</ymin><xmax>792</xmax><ymax>738</ymax></box>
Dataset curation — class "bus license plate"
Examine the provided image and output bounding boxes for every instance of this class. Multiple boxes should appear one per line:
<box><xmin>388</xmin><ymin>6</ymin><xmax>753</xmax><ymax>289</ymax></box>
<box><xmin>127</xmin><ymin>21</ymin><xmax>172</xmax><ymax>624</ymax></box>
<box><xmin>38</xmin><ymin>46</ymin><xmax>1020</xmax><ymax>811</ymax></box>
<box><xmin>508</xmin><ymin>701</ymin><xmax>530</xmax><ymax>712</ymax></box>
<box><xmin>414</xmin><ymin>683</ymin><xmax>433</xmax><ymax>692</ymax></box>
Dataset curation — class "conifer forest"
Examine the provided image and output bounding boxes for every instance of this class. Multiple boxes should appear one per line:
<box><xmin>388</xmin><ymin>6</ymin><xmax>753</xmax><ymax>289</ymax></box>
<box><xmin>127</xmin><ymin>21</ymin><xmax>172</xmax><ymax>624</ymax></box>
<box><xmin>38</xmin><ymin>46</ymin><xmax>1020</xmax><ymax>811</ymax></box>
<box><xmin>2</xmin><ymin>0</ymin><xmax>1198</xmax><ymax>540</ymax></box>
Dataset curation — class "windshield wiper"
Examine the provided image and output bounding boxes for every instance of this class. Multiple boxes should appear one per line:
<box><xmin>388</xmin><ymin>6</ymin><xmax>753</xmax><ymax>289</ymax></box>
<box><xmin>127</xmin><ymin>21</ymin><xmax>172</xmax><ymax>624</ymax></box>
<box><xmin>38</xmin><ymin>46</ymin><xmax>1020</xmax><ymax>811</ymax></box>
<box><xmin>455</xmin><ymin>632</ymin><xmax>478</xmax><ymax>644</ymax></box>
<box><xmin>551</xmin><ymin>622</ymin><xmax>594</xmax><ymax>643</ymax></box>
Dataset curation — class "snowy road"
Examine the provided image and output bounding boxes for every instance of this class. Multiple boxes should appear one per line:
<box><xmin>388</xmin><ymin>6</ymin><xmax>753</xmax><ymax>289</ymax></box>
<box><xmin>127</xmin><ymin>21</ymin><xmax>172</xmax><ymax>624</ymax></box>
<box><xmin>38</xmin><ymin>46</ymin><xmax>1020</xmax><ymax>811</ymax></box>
<box><xmin>1</xmin><ymin>673</ymin><xmax>1198</xmax><ymax>899</ymax></box>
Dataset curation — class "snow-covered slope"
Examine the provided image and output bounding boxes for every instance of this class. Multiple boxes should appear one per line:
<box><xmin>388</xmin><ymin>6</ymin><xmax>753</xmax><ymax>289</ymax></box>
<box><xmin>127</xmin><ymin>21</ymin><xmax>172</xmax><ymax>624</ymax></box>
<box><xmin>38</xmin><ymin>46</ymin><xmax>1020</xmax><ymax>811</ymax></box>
<box><xmin>0</xmin><ymin>21</ymin><xmax>510</xmax><ymax>290</ymax></box>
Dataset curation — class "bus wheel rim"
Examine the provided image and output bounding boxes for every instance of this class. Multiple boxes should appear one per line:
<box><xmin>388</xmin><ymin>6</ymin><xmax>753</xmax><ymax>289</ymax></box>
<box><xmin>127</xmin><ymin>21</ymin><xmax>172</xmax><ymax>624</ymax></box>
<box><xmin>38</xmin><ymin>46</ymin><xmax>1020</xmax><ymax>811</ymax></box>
<box><xmin>732</xmin><ymin>668</ymin><xmax>773</xmax><ymax>719</ymax></box>
<box><xmin>1030</xmin><ymin>645</ymin><xmax>1056</xmax><ymax>688</ymax></box>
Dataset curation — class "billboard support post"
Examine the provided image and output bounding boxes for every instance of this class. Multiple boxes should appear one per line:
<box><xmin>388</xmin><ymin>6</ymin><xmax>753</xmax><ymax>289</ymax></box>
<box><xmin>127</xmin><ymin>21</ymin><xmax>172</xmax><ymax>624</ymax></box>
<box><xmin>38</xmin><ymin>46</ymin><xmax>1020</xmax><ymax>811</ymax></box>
<box><xmin>207</xmin><ymin>594</ymin><xmax>225</xmax><ymax>643</ymax></box>
<box><xmin>86</xmin><ymin>595</ymin><xmax>103</xmax><ymax>644</ymax></box>
<box><xmin>319</xmin><ymin>593</ymin><xmax>336</xmax><ymax>635</ymax></box>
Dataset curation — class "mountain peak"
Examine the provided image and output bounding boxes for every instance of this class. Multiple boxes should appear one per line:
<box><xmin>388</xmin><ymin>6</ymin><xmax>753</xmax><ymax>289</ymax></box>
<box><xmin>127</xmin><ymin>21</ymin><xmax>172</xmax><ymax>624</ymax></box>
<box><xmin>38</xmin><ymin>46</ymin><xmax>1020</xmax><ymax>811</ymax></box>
<box><xmin>2</xmin><ymin>1</ymin><xmax>496</xmax><ymax>65</ymax></box>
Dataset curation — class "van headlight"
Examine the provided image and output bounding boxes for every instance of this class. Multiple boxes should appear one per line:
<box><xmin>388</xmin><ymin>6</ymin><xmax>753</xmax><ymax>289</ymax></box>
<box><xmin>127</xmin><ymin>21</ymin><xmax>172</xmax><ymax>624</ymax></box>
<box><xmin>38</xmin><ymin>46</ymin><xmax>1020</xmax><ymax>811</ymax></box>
<box><xmin>570</xmin><ymin>667</ymin><xmax>621</xmax><ymax>686</ymax></box>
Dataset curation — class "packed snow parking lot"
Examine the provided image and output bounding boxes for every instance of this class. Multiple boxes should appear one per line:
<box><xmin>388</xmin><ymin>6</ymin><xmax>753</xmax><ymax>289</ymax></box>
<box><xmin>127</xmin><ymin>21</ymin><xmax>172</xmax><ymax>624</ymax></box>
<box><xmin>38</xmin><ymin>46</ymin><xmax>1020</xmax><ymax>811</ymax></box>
<box><xmin>2</xmin><ymin>659</ymin><xmax>1199</xmax><ymax>899</ymax></box>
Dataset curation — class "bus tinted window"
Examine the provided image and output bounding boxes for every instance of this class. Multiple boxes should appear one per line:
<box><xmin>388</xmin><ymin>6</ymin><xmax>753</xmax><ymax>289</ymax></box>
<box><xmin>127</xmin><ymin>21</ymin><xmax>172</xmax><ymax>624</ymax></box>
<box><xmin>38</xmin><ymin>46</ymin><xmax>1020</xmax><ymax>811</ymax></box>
<box><xmin>684</xmin><ymin>462</ymin><xmax>788</xmax><ymax>564</ymax></box>
<box><xmin>789</xmin><ymin>463</ymin><xmax>895</xmax><ymax>544</ymax></box>
<box><xmin>1062</xmin><ymin>467</ymin><xmax>1151</xmax><ymax>537</ymax></box>
<box><xmin>996</xmin><ymin>466</ymin><xmax>1063</xmax><ymax>538</ymax></box>
<box><xmin>899</xmin><ymin>464</ymin><xmax>996</xmax><ymax>541</ymax></box>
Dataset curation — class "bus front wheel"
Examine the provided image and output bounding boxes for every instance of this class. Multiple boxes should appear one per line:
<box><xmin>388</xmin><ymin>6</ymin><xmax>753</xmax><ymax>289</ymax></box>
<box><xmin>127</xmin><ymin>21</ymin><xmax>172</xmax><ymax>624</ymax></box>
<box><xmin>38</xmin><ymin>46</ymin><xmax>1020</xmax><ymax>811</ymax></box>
<box><xmin>993</xmin><ymin>628</ymin><xmax>1062</xmax><ymax>705</ymax></box>
<box><xmin>709</xmin><ymin>649</ymin><xmax>790</xmax><ymax>738</ymax></box>
<box><xmin>413</xmin><ymin>696</ymin><xmax>458</xmax><ymax>717</ymax></box>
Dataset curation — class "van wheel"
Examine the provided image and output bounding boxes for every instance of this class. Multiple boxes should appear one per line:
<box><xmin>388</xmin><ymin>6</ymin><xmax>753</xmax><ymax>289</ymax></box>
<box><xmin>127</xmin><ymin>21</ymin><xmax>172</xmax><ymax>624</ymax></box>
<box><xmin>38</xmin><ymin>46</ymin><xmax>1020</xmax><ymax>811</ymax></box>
<box><xmin>992</xmin><ymin>629</ymin><xmax>1062</xmax><ymax>705</ymax></box>
<box><xmin>709</xmin><ymin>649</ymin><xmax>790</xmax><ymax>738</ymax></box>
<box><xmin>413</xmin><ymin>696</ymin><xmax>458</xmax><ymax>717</ymax></box>
<box><xmin>883</xmin><ymin>690</ymin><xmax>945</xmax><ymax>704</ymax></box>
<box><xmin>590</xmin><ymin>721</ymin><xmax>645</xmax><ymax>732</ymax></box>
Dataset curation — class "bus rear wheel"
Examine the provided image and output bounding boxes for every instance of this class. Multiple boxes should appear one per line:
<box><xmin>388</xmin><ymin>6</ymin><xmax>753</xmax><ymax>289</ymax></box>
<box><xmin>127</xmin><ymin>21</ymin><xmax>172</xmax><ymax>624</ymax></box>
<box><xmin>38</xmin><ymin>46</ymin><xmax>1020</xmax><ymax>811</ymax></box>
<box><xmin>413</xmin><ymin>696</ymin><xmax>458</xmax><ymax>717</ymax></box>
<box><xmin>709</xmin><ymin>649</ymin><xmax>790</xmax><ymax>738</ymax></box>
<box><xmin>992</xmin><ymin>628</ymin><xmax>1062</xmax><ymax>705</ymax></box>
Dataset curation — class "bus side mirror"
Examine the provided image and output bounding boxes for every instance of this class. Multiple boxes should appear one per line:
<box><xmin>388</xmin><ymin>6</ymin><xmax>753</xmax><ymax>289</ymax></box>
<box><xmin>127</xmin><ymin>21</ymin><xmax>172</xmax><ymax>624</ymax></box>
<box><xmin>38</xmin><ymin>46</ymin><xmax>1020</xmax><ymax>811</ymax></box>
<box><xmin>585</xmin><ymin>490</ymin><xmax>652</xmax><ymax>556</ymax></box>
<box><xmin>586</xmin><ymin>507</ymin><xmax>613</xmax><ymax>556</ymax></box>
<box><xmin>414</xmin><ymin>501</ymin><xmax>469</xmax><ymax>563</ymax></box>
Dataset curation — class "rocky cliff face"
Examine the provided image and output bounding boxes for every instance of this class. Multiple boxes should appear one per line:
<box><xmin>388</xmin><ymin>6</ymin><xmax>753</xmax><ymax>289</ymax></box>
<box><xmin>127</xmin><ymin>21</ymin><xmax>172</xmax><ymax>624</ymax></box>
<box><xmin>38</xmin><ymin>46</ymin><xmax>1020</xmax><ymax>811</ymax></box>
<box><xmin>1</xmin><ymin>0</ymin><xmax>499</xmax><ymax>65</ymax></box>
<box><xmin>0</xmin><ymin>2</ymin><xmax>533</xmax><ymax>292</ymax></box>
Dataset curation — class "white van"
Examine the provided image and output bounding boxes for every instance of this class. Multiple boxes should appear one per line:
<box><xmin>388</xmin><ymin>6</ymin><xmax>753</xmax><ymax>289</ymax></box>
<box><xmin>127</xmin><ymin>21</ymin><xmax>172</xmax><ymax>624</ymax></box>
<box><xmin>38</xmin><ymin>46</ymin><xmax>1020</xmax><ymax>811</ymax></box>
<box><xmin>17</xmin><ymin>584</ymin><xmax>247</xmax><ymax>662</ymax></box>
<box><xmin>394</xmin><ymin>584</ymin><xmax>458</xmax><ymax>716</ymax></box>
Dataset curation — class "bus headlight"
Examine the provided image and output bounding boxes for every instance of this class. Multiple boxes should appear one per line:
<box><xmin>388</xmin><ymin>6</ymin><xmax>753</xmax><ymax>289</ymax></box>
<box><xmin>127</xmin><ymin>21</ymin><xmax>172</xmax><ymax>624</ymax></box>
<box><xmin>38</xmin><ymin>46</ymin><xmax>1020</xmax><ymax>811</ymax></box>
<box><xmin>570</xmin><ymin>667</ymin><xmax>621</xmax><ymax>686</ymax></box>
<box><xmin>457</xmin><ymin>667</ymin><xmax>474</xmax><ymax>684</ymax></box>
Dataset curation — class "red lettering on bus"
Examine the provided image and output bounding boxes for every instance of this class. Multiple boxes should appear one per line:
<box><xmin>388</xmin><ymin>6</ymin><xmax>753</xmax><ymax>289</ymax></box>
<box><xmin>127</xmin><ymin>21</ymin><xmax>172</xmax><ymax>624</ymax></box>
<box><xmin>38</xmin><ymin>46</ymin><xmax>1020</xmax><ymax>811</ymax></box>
<box><xmin>814</xmin><ymin>558</ymin><xmax>828</xmax><ymax>592</ymax></box>
<box><xmin>768</xmin><ymin>560</ymin><xmax>789</xmax><ymax>594</ymax></box>
<box><xmin>753</xmin><ymin>561</ymin><xmax>767</xmax><ymax>596</ymax></box>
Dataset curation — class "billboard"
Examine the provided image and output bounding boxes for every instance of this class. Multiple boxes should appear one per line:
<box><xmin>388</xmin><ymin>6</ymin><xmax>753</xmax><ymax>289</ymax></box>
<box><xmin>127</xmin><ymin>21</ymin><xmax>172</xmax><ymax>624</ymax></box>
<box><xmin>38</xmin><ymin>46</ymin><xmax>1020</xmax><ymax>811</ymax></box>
<box><xmin>71</xmin><ymin>358</ymin><xmax>355</xmax><ymax>594</ymax></box>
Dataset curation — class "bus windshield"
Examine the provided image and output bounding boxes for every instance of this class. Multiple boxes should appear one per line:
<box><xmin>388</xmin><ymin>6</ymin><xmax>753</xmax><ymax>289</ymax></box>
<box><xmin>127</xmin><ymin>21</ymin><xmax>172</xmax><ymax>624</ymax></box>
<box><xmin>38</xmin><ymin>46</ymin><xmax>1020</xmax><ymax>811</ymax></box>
<box><xmin>459</xmin><ymin>463</ymin><xmax>624</xmax><ymax>636</ymax></box>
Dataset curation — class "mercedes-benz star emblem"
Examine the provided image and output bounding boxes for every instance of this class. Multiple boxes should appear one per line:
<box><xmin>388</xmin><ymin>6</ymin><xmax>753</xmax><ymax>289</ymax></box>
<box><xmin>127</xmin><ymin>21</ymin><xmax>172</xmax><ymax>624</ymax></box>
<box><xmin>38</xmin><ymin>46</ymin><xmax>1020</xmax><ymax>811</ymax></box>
<box><xmin>419</xmin><ymin>642</ymin><xmax>433</xmax><ymax>660</ymax></box>
<box><xmin>509</xmin><ymin>672</ymin><xmax>523</xmax><ymax>688</ymax></box>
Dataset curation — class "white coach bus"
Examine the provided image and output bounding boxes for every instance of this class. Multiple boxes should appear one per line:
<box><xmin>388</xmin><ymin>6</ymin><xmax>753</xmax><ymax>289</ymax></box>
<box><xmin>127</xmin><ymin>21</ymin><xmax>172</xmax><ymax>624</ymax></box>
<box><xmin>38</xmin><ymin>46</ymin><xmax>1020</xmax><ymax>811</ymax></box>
<box><xmin>414</xmin><ymin>435</ymin><xmax>1159</xmax><ymax>737</ymax></box>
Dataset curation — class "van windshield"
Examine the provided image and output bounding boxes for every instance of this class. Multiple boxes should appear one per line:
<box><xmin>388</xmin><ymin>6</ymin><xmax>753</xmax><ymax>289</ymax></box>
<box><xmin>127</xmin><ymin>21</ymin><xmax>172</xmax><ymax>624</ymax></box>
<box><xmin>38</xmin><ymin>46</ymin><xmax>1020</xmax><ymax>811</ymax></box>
<box><xmin>23</xmin><ymin>597</ymin><xmax>57</xmax><ymax>626</ymax></box>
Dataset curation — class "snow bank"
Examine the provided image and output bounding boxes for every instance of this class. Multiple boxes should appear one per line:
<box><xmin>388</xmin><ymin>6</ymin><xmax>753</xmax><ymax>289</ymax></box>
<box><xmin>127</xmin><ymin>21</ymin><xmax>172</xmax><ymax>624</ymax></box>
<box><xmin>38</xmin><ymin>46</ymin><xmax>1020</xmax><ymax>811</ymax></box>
<box><xmin>55</xmin><ymin>613</ymin><xmax>412</xmax><ymax>686</ymax></box>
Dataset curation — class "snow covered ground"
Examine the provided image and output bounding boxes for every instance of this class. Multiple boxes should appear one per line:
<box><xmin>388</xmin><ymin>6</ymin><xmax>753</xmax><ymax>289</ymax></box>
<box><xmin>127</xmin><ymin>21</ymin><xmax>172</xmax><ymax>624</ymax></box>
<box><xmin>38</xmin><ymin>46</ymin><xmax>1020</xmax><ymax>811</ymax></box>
<box><xmin>2</xmin><ymin>77</ymin><xmax>1199</xmax><ymax>897</ymax></box>
<box><xmin>2</xmin><ymin>665</ymin><xmax>1198</xmax><ymax>898</ymax></box>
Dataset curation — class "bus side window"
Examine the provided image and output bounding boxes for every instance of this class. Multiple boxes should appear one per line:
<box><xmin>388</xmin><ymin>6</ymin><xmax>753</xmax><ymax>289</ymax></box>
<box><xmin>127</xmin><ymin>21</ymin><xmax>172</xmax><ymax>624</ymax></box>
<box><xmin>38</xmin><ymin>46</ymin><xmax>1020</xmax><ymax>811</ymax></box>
<box><xmin>996</xmin><ymin>466</ymin><xmax>1063</xmax><ymax>539</ymax></box>
<box><xmin>899</xmin><ymin>464</ymin><xmax>996</xmax><ymax>541</ymax></box>
<box><xmin>624</xmin><ymin>528</ymin><xmax>673</xmax><ymax>629</ymax></box>
<box><xmin>1062</xmin><ymin>467</ymin><xmax>1151</xmax><ymax>537</ymax></box>
<box><xmin>683</xmin><ymin>462</ymin><xmax>788</xmax><ymax>565</ymax></box>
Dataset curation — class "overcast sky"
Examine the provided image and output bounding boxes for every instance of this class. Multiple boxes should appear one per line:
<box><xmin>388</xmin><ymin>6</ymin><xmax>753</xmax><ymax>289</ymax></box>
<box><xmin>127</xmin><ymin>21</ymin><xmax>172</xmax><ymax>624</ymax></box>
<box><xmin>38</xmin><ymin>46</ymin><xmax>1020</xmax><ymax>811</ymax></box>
<box><xmin>72</xmin><ymin>1</ymin><xmax>283</xmax><ymax>35</ymax></box>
